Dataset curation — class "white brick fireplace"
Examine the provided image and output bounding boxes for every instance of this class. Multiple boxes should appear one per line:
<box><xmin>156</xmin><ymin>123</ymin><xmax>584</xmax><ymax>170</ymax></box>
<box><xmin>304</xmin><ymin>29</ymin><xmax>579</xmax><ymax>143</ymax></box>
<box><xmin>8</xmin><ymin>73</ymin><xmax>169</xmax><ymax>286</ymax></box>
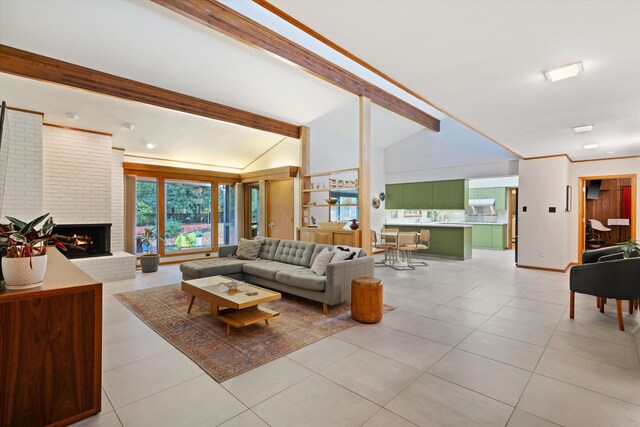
<box><xmin>1</xmin><ymin>109</ymin><xmax>135</xmax><ymax>282</ymax></box>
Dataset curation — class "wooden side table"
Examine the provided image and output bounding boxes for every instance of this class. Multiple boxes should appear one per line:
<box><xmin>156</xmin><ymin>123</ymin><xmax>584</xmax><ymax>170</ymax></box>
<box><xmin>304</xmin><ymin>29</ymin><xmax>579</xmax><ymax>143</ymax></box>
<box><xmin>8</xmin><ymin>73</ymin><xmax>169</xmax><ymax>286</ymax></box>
<box><xmin>351</xmin><ymin>277</ymin><xmax>383</xmax><ymax>323</ymax></box>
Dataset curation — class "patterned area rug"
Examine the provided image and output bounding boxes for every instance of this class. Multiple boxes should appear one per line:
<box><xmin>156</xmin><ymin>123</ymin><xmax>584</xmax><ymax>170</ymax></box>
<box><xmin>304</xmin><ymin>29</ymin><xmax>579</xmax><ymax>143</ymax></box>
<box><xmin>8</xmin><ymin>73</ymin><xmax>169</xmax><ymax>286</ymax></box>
<box><xmin>114</xmin><ymin>284</ymin><xmax>391</xmax><ymax>382</ymax></box>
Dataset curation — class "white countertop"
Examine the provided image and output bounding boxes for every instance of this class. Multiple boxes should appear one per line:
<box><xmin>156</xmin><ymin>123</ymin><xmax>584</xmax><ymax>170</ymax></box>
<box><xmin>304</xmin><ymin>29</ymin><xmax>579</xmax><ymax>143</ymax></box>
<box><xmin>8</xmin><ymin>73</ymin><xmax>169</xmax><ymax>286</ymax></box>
<box><xmin>384</xmin><ymin>222</ymin><xmax>473</xmax><ymax>228</ymax></box>
<box><xmin>384</xmin><ymin>221</ymin><xmax>508</xmax><ymax>228</ymax></box>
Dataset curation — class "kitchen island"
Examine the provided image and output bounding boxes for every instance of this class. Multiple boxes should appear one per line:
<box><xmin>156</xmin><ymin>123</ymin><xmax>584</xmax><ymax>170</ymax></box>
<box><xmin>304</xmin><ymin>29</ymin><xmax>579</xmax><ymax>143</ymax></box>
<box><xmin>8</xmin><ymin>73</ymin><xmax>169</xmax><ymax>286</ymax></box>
<box><xmin>384</xmin><ymin>222</ymin><xmax>472</xmax><ymax>260</ymax></box>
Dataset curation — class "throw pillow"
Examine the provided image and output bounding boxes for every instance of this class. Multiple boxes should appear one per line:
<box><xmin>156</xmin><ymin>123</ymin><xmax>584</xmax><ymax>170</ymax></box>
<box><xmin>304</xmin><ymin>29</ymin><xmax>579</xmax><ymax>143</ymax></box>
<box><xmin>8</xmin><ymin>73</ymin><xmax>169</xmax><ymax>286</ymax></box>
<box><xmin>330</xmin><ymin>248</ymin><xmax>352</xmax><ymax>263</ymax></box>
<box><xmin>311</xmin><ymin>248</ymin><xmax>334</xmax><ymax>276</ymax></box>
<box><xmin>337</xmin><ymin>245</ymin><xmax>362</xmax><ymax>259</ymax></box>
<box><xmin>236</xmin><ymin>238</ymin><xmax>263</xmax><ymax>260</ymax></box>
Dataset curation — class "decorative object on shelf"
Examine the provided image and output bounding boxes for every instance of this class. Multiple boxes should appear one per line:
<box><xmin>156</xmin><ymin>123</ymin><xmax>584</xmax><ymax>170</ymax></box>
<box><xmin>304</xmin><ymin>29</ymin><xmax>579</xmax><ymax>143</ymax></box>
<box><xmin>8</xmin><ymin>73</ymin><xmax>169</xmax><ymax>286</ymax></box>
<box><xmin>349</xmin><ymin>219</ymin><xmax>360</xmax><ymax>230</ymax></box>
<box><xmin>139</xmin><ymin>227</ymin><xmax>165</xmax><ymax>273</ymax></box>
<box><xmin>325</xmin><ymin>198</ymin><xmax>338</xmax><ymax>205</ymax></box>
<box><xmin>310</xmin><ymin>183</ymin><xmax>314</xmax><ymax>190</ymax></box>
<box><xmin>322</xmin><ymin>183</ymin><xmax>326</xmax><ymax>189</ymax></box>
<box><xmin>372</xmin><ymin>197</ymin><xmax>381</xmax><ymax>209</ymax></box>
<box><xmin>344</xmin><ymin>197</ymin><xmax>353</xmax><ymax>204</ymax></box>
<box><xmin>0</xmin><ymin>213</ymin><xmax>68</xmax><ymax>290</ymax></box>
<box><xmin>310</xmin><ymin>216</ymin><xmax>318</xmax><ymax>227</ymax></box>
<box><xmin>379</xmin><ymin>192</ymin><xmax>386</xmax><ymax>201</ymax></box>
<box><xmin>329</xmin><ymin>179</ymin><xmax>337</xmax><ymax>188</ymax></box>
<box><xmin>337</xmin><ymin>180</ymin><xmax>345</xmax><ymax>188</ymax></box>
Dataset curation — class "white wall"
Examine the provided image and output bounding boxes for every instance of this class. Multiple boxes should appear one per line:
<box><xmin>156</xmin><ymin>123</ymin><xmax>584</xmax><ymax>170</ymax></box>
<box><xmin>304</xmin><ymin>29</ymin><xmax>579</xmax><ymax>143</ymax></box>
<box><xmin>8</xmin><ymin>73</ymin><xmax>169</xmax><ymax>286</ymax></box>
<box><xmin>518</xmin><ymin>157</ymin><xmax>571</xmax><ymax>270</ymax></box>
<box><xmin>241</xmin><ymin>137</ymin><xmax>300</xmax><ymax>172</ymax></box>
<box><xmin>569</xmin><ymin>157</ymin><xmax>640</xmax><ymax>263</ymax></box>
<box><xmin>469</xmin><ymin>176</ymin><xmax>519</xmax><ymax>188</ymax></box>
<box><xmin>42</xmin><ymin>125</ymin><xmax>112</xmax><ymax>224</ymax></box>
<box><xmin>0</xmin><ymin>110</ymin><xmax>44</xmax><ymax>221</ymax></box>
<box><xmin>386</xmin><ymin>159</ymin><xmax>519</xmax><ymax>184</ymax></box>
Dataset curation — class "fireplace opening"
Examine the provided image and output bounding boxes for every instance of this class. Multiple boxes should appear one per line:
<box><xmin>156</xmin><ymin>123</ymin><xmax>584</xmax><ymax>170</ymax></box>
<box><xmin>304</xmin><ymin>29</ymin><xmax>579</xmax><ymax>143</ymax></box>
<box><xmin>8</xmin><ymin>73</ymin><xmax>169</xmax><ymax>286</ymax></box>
<box><xmin>53</xmin><ymin>223</ymin><xmax>112</xmax><ymax>259</ymax></box>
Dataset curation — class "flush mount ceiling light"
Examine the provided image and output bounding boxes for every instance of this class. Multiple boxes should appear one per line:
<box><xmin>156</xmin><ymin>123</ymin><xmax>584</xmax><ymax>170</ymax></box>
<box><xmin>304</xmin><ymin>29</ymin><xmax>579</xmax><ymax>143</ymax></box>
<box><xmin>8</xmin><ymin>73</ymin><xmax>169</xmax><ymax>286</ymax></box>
<box><xmin>145</xmin><ymin>143</ymin><xmax>156</xmax><ymax>149</ymax></box>
<box><xmin>572</xmin><ymin>124</ymin><xmax>594</xmax><ymax>133</ymax></box>
<box><xmin>123</xmin><ymin>123</ymin><xmax>135</xmax><ymax>131</ymax></box>
<box><xmin>65</xmin><ymin>112</ymin><xmax>79</xmax><ymax>120</ymax></box>
<box><xmin>543</xmin><ymin>61</ymin><xmax>583</xmax><ymax>82</ymax></box>
<box><xmin>582</xmin><ymin>144</ymin><xmax>599</xmax><ymax>150</ymax></box>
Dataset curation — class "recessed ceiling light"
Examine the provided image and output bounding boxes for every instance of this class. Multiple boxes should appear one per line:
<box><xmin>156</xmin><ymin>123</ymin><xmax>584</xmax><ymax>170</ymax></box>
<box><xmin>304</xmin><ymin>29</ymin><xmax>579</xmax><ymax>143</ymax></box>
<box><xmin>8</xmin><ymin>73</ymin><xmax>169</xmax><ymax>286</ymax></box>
<box><xmin>123</xmin><ymin>123</ymin><xmax>135</xmax><ymax>131</ymax></box>
<box><xmin>145</xmin><ymin>143</ymin><xmax>156</xmax><ymax>149</ymax></box>
<box><xmin>572</xmin><ymin>124</ymin><xmax>594</xmax><ymax>133</ymax></box>
<box><xmin>65</xmin><ymin>112</ymin><xmax>79</xmax><ymax>120</ymax></box>
<box><xmin>582</xmin><ymin>144</ymin><xmax>599</xmax><ymax>150</ymax></box>
<box><xmin>605</xmin><ymin>151</ymin><xmax>616</xmax><ymax>155</ymax></box>
<box><xmin>543</xmin><ymin>61</ymin><xmax>583</xmax><ymax>82</ymax></box>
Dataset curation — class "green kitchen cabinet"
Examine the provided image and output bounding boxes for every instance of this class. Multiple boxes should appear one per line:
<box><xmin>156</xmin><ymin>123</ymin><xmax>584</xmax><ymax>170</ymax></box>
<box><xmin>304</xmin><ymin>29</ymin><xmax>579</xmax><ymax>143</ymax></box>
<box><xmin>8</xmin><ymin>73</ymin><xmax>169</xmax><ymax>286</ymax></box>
<box><xmin>448</xmin><ymin>180</ymin><xmax>468</xmax><ymax>209</ymax></box>
<box><xmin>494</xmin><ymin>188</ymin><xmax>507</xmax><ymax>210</ymax></box>
<box><xmin>385</xmin><ymin>184</ymin><xmax>404</xmax><ymax>209</ymax></box>
<box><xmin>474</xmin><ymin>225</ymin><xmax>492</xmax><ymax>248</ymax></box>
<box><xmin>403</xmin><ymin>183</ymin><xmax>420</xmax><ymax>209</ymax></box>
<box><xmin>469</xmin><ymin>188</ymin><xmax>478</xmax><ymax>200</ymax></box>
<box><xmin>477</xmin><ymin>188</ymin><xmax>494</xmax><ymax>199</ymax></box>
<box><xmin>432</xmin><ymin>181</ymin><xmax>449</xmax><ymax>209</ymax></box>
<box><xmin>491</xmin><ymin>224</ymin><xmax>507</xmax><ymax>249</ymax></box>
<box><xmin>418</xmin><ymin>182</ymin><xmax>433</xmax><ymax>209</ymax></box>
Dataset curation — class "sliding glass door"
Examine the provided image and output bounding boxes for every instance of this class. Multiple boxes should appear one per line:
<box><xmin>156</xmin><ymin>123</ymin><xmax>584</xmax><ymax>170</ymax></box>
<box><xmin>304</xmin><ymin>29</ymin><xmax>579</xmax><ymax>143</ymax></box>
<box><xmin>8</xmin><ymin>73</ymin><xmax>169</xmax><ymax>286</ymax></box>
<box><xmin>218</xmin><ymin>184</ymin><xmax>237</xmax><ymax>245</ymax></box>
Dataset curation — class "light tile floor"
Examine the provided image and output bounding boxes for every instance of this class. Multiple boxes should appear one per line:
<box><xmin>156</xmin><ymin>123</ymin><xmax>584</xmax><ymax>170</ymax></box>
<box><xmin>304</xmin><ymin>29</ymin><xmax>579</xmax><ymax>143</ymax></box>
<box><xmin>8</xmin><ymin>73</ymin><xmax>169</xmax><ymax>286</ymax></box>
<box><xmin>73</xmin><ymin>249</ymin><xmax>640</xmax><ymax>427</ymax></box>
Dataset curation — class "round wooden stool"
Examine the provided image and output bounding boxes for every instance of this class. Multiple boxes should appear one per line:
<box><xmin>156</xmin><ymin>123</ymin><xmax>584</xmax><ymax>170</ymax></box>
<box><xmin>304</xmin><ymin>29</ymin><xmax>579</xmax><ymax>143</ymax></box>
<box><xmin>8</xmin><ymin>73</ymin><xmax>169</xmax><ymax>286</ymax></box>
<box><xmin>351</xmin><ymin>277</ymin><xmax>383</xmax><ymax>323</ymax></box>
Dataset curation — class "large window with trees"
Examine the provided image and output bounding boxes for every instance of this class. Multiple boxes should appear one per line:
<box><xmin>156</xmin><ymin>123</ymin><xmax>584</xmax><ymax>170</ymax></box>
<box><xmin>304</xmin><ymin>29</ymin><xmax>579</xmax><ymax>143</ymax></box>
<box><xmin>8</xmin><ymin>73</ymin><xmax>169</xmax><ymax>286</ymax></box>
<box><xmin>136</xmin><ymin>178</ymin><xmax>158</xmax><ymax>255</ymax></box>
<box><xmin>164</xmin><ymin>180</ymin><xmax>212</xmax><ymax>253</ymax></box>
<box><xmin>218</xmin><ymin>184</ymin><xmax>237</xmax><ymax>245</ymax></box>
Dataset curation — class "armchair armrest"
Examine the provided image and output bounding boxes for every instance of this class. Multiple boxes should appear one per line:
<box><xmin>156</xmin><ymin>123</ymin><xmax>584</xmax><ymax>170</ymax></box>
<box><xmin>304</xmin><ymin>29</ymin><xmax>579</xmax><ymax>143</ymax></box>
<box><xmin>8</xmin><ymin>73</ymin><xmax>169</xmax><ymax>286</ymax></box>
<box><xmin>325</xmin><ymin>256</ymin><xmax>375</xmax><ymax>305</ymax></box>
<box><xmin>218</xmin><ymin>244</ymin><xmax>238</xmax><ymax>258</ymax></box>
<box><xmin>570</xmin><ymin>258</ymin><xmax>640</xmax><ymax>300</ymax></box>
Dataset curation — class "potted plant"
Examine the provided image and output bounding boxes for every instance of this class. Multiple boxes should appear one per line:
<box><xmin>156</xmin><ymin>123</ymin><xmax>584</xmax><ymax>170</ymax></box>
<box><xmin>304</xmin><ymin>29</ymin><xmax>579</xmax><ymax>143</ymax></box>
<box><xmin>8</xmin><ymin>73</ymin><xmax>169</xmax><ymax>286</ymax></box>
<box><xmin>139</xmin><ymin>227</ymin><xmax>164</xmax><ymax>273</ymax></box>
<box><xmin>619</xmin><ymin>240</ymin><xmax>640</xmax><ymax>259</ymax></box>
<box><xmin>0</xmin><ymin>213</ymin><xmax>67</xmax><ymax>290</ymax></box>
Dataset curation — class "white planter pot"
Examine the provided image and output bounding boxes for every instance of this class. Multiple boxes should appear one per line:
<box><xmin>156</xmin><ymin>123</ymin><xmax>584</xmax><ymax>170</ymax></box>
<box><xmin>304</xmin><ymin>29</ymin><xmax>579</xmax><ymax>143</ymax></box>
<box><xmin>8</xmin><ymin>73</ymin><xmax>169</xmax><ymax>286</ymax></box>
<box><xmin>2</xmin><ymin>255</ymin><xmax>48</xmax><ymax>290</ymax></box>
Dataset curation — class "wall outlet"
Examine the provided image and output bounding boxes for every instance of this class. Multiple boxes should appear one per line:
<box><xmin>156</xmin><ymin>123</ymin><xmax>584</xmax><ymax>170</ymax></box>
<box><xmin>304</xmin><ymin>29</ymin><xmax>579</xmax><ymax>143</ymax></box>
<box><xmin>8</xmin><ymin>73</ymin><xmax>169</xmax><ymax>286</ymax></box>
<box><xmin>538</xmin><ymin>250</ymin><xmax>545</xmax><ymax>257</ymax></box>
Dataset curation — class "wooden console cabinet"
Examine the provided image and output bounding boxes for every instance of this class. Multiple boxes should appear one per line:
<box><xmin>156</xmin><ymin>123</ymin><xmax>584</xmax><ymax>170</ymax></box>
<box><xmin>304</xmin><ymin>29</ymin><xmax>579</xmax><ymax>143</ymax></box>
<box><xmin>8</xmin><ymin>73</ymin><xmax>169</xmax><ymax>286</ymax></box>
<box><xmin>297</xmin><ymin>227</ymin><xmax>361</xmax><ymax>247</ymax></box>
<box><xmin>0</xmin><ymin>249</ymin><xmax>102</xmax><ymax>427</ymax></box>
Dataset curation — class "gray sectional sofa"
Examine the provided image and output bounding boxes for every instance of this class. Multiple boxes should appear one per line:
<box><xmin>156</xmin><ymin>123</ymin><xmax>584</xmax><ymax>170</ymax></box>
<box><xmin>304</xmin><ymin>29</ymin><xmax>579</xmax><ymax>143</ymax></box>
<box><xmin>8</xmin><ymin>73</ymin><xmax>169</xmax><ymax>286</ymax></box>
<box><xmin>180</xmin><ymin>238</ymin><xmax>374</xmax><ymax>313</ymax></box>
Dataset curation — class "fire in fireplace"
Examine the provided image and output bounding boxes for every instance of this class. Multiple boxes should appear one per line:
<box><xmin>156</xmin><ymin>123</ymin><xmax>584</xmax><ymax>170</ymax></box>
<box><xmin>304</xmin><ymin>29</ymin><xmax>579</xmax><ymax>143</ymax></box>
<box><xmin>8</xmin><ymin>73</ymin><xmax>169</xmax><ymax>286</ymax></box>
<box><xmin>53</xmin><ymin>223</ymin><xmax>112</xmax><ymax>259</ymax></box>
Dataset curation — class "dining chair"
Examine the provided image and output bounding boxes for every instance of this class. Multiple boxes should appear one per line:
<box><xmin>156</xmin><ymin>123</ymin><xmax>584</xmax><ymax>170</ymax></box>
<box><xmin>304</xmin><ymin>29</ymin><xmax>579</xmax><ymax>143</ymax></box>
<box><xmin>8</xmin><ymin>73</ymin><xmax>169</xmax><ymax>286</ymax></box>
<box><xmin>395</xmin><ymin>232</ymin><xmax>419</xmax><ymax>270</ymax></box>
<box><xmin>371</xmin><ymin>229</ymin><xmax>395</xmax><ymax>266</ymax></box>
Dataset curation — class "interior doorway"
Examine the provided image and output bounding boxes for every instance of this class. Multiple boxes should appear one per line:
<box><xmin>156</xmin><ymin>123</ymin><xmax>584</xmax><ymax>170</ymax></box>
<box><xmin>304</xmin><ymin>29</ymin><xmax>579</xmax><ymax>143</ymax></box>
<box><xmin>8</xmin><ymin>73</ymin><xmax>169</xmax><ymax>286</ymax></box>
<box><xmin>578</xmin><ymin>174</ymin><xmax>636</xmax><ymax>262</ymax></box>
<box><xmin>508</xmin><ymin>187</ymin><xmax>518</xmax><ymax>251</ymax></box>
<box><xmin>266</xmin><ymin>178</ymin><xmax>294</xmax><ymax>239</ymax></box>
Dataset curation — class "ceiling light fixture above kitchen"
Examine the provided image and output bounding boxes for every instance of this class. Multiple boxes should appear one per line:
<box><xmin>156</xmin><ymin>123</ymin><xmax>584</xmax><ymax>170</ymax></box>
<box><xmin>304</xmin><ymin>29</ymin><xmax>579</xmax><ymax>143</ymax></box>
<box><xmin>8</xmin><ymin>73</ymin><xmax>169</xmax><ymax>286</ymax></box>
<box><xmin>572</xmin><ymin>124</ymin><xmax>594</xmax><ymax>133</ymax></box>
<box><xmin>65</xmin><ymin>112</ymin><xmax>79</xmax><ymax>120</ymax></box>
<box><xmin>145</xmin><ymin>143</ymin><xmax>156</xmax><ymax>149</ymax></box>
<box><xmin>123</xmin><ymin>123</ymin><xmax>135</xmax><ymax>131</ymax></box>
<box><xmin>543</xmin><ymin>61</ymin><xmax>583</xmax><ymax>82</ymax></box>
<box><xmin>582</xmin><ymin>144</ymin><xmax>599</xmax><ymax>150</ymax></box>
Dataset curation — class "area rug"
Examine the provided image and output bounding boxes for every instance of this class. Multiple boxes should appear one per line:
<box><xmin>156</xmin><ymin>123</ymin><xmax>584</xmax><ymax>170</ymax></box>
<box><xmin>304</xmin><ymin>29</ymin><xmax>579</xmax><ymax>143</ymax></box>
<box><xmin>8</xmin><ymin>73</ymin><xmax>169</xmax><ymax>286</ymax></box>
<box><xmin>114</xmin><ymin>284</ymin><xmax>392</xmax><ymax>382</ymax></box>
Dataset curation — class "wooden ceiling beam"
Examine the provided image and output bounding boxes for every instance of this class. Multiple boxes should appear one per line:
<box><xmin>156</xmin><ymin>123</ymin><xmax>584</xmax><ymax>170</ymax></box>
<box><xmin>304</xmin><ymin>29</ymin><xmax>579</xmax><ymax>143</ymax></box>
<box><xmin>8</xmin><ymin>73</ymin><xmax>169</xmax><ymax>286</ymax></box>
<box><xmin>0</xmin><ymin>44</ymin><xmax>301</xmax><ymax>138</ymax></box>
<box><xmin>151</xmin><ymin>0</ymin><xmax>441</xmax><ymax>132</ymax></box>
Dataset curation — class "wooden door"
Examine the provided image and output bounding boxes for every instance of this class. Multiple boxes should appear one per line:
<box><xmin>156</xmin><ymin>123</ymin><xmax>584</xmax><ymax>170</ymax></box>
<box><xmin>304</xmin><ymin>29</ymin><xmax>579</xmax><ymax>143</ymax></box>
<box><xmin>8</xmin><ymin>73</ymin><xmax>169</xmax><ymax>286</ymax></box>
<box><xmin>266</xmin><ymin>179</ymin><xmax>294</xmax><ymax>239</ymax></box>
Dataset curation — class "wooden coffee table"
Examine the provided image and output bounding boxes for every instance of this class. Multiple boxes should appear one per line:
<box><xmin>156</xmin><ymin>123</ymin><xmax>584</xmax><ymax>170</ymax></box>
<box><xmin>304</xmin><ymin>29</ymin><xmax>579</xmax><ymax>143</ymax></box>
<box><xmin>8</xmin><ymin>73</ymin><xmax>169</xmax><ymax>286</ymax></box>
<box><xmin>181</xmin><ymin>276</ymin><xmax>281</xmax><ymax>336</ymax></box>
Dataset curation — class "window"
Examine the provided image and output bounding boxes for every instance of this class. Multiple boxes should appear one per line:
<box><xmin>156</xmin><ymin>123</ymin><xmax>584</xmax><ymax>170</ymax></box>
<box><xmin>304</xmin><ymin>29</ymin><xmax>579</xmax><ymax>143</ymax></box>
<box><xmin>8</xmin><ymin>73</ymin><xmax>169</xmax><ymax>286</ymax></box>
<box><xmin>247</xmin><ymin>183</ymin><xmax>260</xmax><ymax>238</ymax></box>
<box><xmin>165</xmin><ymin>180</ymin><xmax>212</xmax><ymax>253</ymax></box>
<box><xmin>330</xmin><ymin>189</ymin><xmax>359</xmax><ymax>222</ymax></box>
<box><xmin>136</xmin><ymin>178</ymin><xmax>158</xmax><ymax>254</ymax></box>
<box><xmin>218</xmin><ymin>184</ymin><xmax>237</xmax><ymax>245</ymax></box>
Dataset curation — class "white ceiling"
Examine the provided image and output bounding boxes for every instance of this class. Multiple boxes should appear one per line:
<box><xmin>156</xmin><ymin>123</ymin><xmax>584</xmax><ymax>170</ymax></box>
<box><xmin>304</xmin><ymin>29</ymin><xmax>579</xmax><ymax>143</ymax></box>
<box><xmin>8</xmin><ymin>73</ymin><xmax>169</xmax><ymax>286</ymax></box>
<box><xmin>0</xmin><ymin>0</ymin><xmax>440</xmax><ymax>166</ymax></box>
<box><xmin>0</xmin><ymin>73</ymin><xmax>287</xmax><ymax>170</ymax></box>
<box><xmin>271</xmin><ymin>0</ymin><xmax>640</xmax><ymax>161</ymax></box>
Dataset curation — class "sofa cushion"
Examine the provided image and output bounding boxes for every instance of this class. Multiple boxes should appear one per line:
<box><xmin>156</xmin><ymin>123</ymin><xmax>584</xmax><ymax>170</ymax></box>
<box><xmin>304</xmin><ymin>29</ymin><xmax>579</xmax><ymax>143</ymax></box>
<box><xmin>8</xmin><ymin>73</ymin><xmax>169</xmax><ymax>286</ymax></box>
<box><xmin>274</xmin><ymin>240</ymin><xmax>316</xmax><ymax>266</ymax></box>
<box><xmin>242</xmin><ymin>260</ymin><xmax>307</xmax><ymax>281</ymax></box>
<box><xmin>309</xmin><ymin>244</ymin><xmax>334</xmax><ymax>266</ymax></box>
<box><xmin>258</xmin><ymin>238</ymin><xmax>280</xmax><ymax>260</ymax></box>
<box><xmin>236</xmin><ymin>238</ymin><xmax>263</xmax><ymax>260</ymax></box>
<box><xmin>276</xmin><ymin>268</ymin><xmax>327</xmax><ymax>292</ymax></box>
<box><xmin>180</xmin><ymin>258</ymin><xmax>252</xmax><ymax>278</ymax></box>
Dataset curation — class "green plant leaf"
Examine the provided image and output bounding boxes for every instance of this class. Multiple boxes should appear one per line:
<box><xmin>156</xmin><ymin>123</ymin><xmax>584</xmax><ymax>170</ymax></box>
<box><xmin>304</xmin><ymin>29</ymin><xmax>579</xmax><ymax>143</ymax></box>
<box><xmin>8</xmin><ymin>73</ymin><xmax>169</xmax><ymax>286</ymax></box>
<box><xmin>5</xmin><ymin>216</ymin><xmax>27</xmax><ymax>229</ymax></box>
<box><xmin>9</xmin><ymin>233</ymin><xmax>27</xmax><ymax>243</ymax></box>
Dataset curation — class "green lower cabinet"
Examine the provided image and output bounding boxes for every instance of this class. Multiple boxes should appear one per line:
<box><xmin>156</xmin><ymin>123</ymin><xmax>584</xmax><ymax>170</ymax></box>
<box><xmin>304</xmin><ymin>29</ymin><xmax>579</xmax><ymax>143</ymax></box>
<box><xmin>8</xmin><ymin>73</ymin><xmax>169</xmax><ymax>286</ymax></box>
<box><xmin>397</xmin><ymin>226</ymin><xmax>472</xmax><ymax>260</ymax></box>
<box><xmin>472</xmin><ymin>224</ymin><xmax>508</xmax><ymax>249</ymax></box>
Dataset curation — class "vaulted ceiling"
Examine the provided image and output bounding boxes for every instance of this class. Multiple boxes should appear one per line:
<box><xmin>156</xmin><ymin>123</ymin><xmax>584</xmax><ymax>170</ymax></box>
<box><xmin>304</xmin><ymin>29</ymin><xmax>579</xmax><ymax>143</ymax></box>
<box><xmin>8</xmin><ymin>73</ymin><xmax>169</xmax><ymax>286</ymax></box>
<box><xmin>270</xmin><ymin>0</ymin><xmax>640</xmax><ymax>161</ymax></box>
